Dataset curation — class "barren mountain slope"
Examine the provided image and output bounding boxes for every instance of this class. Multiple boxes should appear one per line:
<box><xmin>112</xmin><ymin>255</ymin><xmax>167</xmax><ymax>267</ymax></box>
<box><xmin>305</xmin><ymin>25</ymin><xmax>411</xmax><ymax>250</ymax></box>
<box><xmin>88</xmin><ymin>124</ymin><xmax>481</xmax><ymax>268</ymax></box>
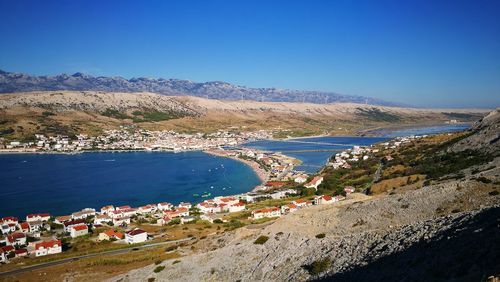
<box><xmin>0</xmin><ymin>91</ymin><xmax>488</xmax><ymax>139</ymax></box>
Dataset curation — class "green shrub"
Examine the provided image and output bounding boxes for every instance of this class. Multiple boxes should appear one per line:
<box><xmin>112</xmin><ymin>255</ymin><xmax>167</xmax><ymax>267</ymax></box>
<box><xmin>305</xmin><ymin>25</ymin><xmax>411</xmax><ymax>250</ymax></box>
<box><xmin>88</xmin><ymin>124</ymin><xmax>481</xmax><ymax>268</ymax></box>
<box><xmin>315</xmin><ymin>233</ymin><xmax>326</xmax><ymax>239</ymax></box>
<box><xmin>307</xmin><ymin>258</ymin><xmax>331</xmax><ymax>275</ymax></box>
<box><xmin>153</xmin><ymin>266</ymin><xmax>165</xmax><ymax>273</ymax></box>
<box><xmin>254</xmin><ymin>235</ymin><xmax>269</xmax><ymax>245</ymax></box>
<box><xmin>476</xmin><ymin>176</ymin><xmax>492</xmax><ymax>184</ymax></box>
<box><xmin>154</xmin><ymin>260</ymin><xmax>163</xmax><ymax>265</ymax></box>
<box><xmin>165</xmin><ymin>245</ymin><xmax>178</xmax><ymax>252</ymax></box>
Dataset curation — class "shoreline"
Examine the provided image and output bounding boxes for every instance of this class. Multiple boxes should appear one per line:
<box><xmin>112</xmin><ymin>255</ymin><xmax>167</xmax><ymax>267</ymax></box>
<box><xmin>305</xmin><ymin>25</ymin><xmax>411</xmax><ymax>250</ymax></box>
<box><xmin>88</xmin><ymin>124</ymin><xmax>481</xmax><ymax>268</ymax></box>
<box><xmin>203</xmin><ymin>148</ymin><xmax>270</xmax><ymax>192</ymax></box>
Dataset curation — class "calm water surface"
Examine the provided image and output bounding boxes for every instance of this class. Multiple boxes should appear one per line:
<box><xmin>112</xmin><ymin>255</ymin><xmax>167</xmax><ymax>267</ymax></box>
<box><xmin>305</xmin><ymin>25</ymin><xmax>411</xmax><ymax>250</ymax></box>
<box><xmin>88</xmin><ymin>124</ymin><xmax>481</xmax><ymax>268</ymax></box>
<box><xmin>0</xmin><ymin>151</ymin><xmax>261</xmax><ymax>218</ymax></box>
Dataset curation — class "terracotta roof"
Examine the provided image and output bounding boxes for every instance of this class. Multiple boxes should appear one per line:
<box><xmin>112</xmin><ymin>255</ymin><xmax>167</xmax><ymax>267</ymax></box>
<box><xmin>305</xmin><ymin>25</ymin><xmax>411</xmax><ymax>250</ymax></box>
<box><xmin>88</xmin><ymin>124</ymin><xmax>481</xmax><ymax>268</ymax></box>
<box><xmin>35</xmin><ymin>240</ymin><xmax>61</xmax><ymax>250</ymax></box>
<box><xmin>72</xmin><ymin>225</ymin><xmax>88</xmax><ymax>231</ymax></box>
<box><xmin>254</xmin><ymin>207</ymin><xmax>280</xmax><ymax>213</ymax></box>
<box><xmin>1</xmin><ymin>246</ymin><xmax>15</xmax><ymax>252</ymax></box>
<box><xmin>64</xmin><ymin>219</ymin><xmax>86</xmax><ymax>227</ymax></box>
<box><xmin>322</xmin><ymin>195</ymin><xmax>333</xmax><ymax>201</ymax></box>
<box><xmin>127</xmin><ymin>229</ymin><xmax>146</xmax><ymax>236</ymax></box>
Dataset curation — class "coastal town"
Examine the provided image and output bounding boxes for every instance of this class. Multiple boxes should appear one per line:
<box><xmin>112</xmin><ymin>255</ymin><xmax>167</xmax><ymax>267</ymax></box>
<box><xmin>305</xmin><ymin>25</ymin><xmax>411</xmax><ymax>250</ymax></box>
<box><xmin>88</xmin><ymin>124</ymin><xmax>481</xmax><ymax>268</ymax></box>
<box><xmin>0</xmin><ymin>132</ymin><xmax>422</xmax><ymax>265</ymax></box>
<box><xmin>0</xmin><ymin>128</ymin><xmax>272</xmax><ymax>153</ymax></box>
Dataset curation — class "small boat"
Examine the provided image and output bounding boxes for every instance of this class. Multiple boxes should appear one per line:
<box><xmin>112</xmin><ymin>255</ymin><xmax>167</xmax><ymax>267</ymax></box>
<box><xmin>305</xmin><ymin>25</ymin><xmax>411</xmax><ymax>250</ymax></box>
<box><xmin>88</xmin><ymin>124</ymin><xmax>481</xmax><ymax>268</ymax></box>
<box><xmin>192</xmin><ymin>193</ymin><xmax>199</xmax><ymax>197</ymax></box>
<box><xmin>201</xmin><ymin>192</ymin><xmax>211</xmax><ymax>198</ymax></box>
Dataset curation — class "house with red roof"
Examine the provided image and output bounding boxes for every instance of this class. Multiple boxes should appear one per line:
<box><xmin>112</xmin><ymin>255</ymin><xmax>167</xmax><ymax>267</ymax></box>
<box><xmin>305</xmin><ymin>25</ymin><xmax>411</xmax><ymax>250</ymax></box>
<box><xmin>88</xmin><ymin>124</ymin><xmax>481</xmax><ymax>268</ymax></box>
<box><xmin>281</xmin><ymin>203</ymin><xmax>298</xmax><ymax>214</ymax></box>
<box><xmin>35</xmin><ymin>240</ymin><xmax>62</xmax><ymax>257</ymax></box>
<box><xmin>1</xmin><ymin>217</ymin><xmax>19</xmax><ymax>225</ymax></box>
<box><xmin>314</xmin><ymin>195</ymin><xmax>334</xmax><ymax>205</ymax></box>
<box><xmin>100</xmin><ymin>205</ymin><xmax>115</xmax><ymax>214</ymax></box>
<box><xmin>163</xmin><ymin>210</ymin><xmax>181</xmax><ymax>219</ymax></box>
<box><xmin>176</xmin><ymin>207</ymin><xmax>190</xmax><ymax>217</ymax></box>
<box><xmin>18</xmin><ymin>222</ymin><xmax>29</xmax><ymax>233</ymax></box>
<box><xmin>251</xmin><ymin>207</ymin><xmax>281</xmax><ymax>220</ymax></box>
<box><xmin>292</xmin><ymin>199</ymin><xmax>308</xmax><ymax>208</ymax></box>
<box><xmin>26</xmin><ymin>213</ymin><xmax>50</xmax><ymax>222</ymax></box>
<box><xmin>63</xmin><ymin>219</ymin><xmax>86</xmax><ymax>232</ymax></box>
<box><xmin>228</xmin><ymin>201</ymin><xmax>246</xmax><ymax>213</ymax></box>
<box><xmin>304</xmin><ymin>176</ymin><xmax>323</xmax><ymax>190</ymax></box>
<box><xmin>14</xmin><ymin>249</ymin><xmax>28</xmax><ymax>257</ymax></box>
<box><xmin>94</xmin><ymin>214</ymin><xmax>111</xmax><ymax>225</ymax></box>
<box><xmin>125</xmin><ymin>228</ymin><xmax>148</xmax><ymax>244</ymax></box>
<box><xmin>112</xmin><ymin>216</ymin><xmax>131</xmax><ymax>227</ymax></box>
<box><xmin>6</xmin><ymin>232</ymin><xmax>26</xmax><ymax>246</ymax></box>
<box><xmin>54</xmin><ymin>215</ymin><xmax>72</xmax><ymax>225</ymax></box>
<box><xmin>116</xmin><ymin>205</ymin><xmax>131</xmax><ymax>211</ymax></box>
<box><xmin>70</xmin><ymin>224</ymin><xmax>88</xmax><ymax>238</ymax></box>
<box><xmin>157</xmin><ymin>202</ymin><xmax>173</xmax><ymax>211</ymax></box>
<box><xmin>178</xmin><ymin>202</ymin><xmax>192</xmax><ymax>209</ymax></box>
<box><xmin>28</xmin><ymin>221</ymin><xmax>43</xmax><ymax>233</ymax></box>
<box><xmin>98</xmin><ymin>229</ymin><xmax>124</xmax><ymax>241</ymax></box>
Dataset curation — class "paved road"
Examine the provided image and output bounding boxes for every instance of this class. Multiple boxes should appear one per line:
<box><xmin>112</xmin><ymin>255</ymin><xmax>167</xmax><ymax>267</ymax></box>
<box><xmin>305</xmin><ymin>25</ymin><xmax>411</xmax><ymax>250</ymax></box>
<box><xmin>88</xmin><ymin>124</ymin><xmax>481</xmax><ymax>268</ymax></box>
<box><xmin>0</xmin><ymin>237</ymin><xmax>193</xmax><ymax>277</ymax></box>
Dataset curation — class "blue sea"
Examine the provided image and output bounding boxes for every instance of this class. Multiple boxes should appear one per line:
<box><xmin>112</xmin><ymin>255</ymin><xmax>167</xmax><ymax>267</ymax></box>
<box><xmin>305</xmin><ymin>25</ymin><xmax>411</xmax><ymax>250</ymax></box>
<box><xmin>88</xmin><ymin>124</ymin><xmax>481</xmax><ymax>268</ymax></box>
<box><xmin>0</xmin><ymin>124</ymin><xmax>468</xmax><ymax>218</ymax></box>
<box><xmin>0</xmin><ymin>151</ymin><xmax>261</xmax><ymax>218</ymax></box>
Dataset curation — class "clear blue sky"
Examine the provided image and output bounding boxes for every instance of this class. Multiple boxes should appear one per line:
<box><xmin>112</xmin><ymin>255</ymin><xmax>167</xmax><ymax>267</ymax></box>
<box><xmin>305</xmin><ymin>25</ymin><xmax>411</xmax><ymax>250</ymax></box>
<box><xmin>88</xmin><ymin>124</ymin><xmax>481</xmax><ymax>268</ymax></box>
<box><xmin>1</xmin><ymin>0</ymin><xmax>499</xmax><ymax>108</ymax></box>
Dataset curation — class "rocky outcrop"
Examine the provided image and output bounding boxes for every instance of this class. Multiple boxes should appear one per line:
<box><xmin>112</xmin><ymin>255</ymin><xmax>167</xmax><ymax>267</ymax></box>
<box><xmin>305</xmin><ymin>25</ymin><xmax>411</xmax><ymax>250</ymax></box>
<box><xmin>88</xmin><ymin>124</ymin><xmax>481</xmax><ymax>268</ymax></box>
<box><xmin>449</xmin><ymin>108</ymin><xmax>500</xmax><ymax>154</ymax></box>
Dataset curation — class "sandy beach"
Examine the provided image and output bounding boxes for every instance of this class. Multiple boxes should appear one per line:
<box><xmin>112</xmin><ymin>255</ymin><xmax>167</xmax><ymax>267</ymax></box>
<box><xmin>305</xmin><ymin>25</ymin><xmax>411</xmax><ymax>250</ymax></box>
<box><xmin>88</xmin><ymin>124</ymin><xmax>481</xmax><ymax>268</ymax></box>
<box><xmin>204</xmin><ymin>148</ymin><xmax>270</xmax><ymax>191</ymax></box>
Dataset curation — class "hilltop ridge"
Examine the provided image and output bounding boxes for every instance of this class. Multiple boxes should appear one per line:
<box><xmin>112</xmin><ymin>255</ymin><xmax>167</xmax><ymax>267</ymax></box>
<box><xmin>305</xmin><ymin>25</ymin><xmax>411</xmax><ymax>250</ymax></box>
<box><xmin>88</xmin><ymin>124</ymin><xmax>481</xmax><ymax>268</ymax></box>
<box><xmin>0</xmin><ymin>69</ymin><xmax>403</xmax><ymax>106</ymax></box>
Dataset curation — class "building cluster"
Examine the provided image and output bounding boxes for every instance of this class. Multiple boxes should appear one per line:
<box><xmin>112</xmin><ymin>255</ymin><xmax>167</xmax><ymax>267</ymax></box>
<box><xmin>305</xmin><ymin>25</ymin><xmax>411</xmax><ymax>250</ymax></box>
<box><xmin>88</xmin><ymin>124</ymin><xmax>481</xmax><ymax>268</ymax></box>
<box><xmin>328</xmin><ymin>145</ymin><xmax>378</xmax><ymax>169</ymax></box>
<box><xmin>251</xmin><ymin>186</ymin><xmax>355</xmax><ymax>220</ymax></box>
<box><xmin>0</xmin><ymin>129</ymin><xmax>272</xmax><ymax>152</ymax></box>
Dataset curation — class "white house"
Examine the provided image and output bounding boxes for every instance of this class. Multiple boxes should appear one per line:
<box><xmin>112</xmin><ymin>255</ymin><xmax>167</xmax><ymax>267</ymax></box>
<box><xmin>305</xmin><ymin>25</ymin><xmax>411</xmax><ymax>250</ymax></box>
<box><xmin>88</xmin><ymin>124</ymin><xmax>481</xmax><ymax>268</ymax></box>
<box><xmin>94</xmin><ymin>214</ymin><xmax>111</xmax><ymax>225</ymax></box>
<box><xmin>176</xmin><ymin>207</ymin><xmax>190</xmax><ymax>217</ymax></box>
<box><xmin>178</xmin><ymin>202</ymin><xmax>192</xmax><ymax>209</ymax></box>
<box><xmin>228</xmin><ymin>202</ymin><xmax>246</xmax><ymax>213</ymax></box>
<box><xmin>294</xmin><ymin>175</ymin><xmax>308</xmax><ymax>184</ymax></box>
<box><xmin>281</xmin><ymin>203</ymin><xmax>298</xmax><ymax>214</ymax></box>
<box><xmin>252</xmin><ymin>207</ymin><xmax>281</xmax><ymax>220</ymax></box>
<box><xmin>314</xmin><ymin>195</ymin><xmax>335</xmax><ymax>205</ymax></box>
<box><xmin>125</xmin><ymin>229</ymin><xmax>148</xmax><ymax>244</ymax></box>
<box><xmin>0</xmin><ymin>248</ymin><xmax>6</xmax><ymax>263</ymax></box>
<box><xmin>63</xmin><ymin>219</ymin><xmax>86</xmax><ymax>232</ymax></box>
<box><xmin>292</xmin><ymin>199</ymin><xmax>308</xmax><ymax>208</ymax></box>
<box><xmin>180</xmin><ymin>216</ymin><xmax>196</xmax><ymax>224</ymax></box>
<box><xmin>26</xmin><ymin>213</ymin><xmax>50</xmax><ymax>222</ymax></box>
<box><xmin>28</xmin><ymin>221</ymin><xmax>43</xmax><ymax>233</ymax></box>
<box><xmin>71</xmin><ymin>208</ymin><xmax>96</xmax><ymax>220</ymax></box>
<box><xmin>157</xmin><ymin>202</ymin><xmax>173</xmax><ymax>211</ymax></box>
<box><xmin>200</xmin><ymin>213</ymin><xmax>225</xmax><ymax>223</ymax></box>
<box><xmin>100</xmin><ymin>205</ymin><xmax>115</xmax><ymax>214</ymax></box>
<box><xmin>35</xmin><ymin>240</ymin><xmax>62</xmax><ymax>257</ymax></box>
<box><xmin>304</xmin><ymin>176</ymin><xmax>323</xmax><ymax>190</ymax></box>
<box><xmin>113</xmin><ymin>216</ymin><xmax>131</xmax><ymax>226</ymax></box>
<box><xmin>6</xmin><ymin>233</ymin><xmax>26</xmax><ymax>247</ymax></box>
<box><xmin>70</xmin><ymin>225</ymin><xmax>88</xmax><ymax>238</ymax></box>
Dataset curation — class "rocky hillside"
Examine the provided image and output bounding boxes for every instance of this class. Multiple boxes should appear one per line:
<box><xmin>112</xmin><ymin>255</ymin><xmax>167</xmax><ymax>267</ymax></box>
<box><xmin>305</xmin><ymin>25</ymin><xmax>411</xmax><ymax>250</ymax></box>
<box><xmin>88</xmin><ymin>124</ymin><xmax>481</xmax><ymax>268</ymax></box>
<box><xmin>0</xmin><ymin>69</ymin><xmax>402</xmax><ymax>106</ymax></box>
<box><xmin>449</xmin><ymin>108</ymin><xmax>500</xmax><ymax>154</ymax></box>
<box><xmin>0</xmin><ymin>91</ymin><xmax>489</xmax><ymax>139</ymax></box>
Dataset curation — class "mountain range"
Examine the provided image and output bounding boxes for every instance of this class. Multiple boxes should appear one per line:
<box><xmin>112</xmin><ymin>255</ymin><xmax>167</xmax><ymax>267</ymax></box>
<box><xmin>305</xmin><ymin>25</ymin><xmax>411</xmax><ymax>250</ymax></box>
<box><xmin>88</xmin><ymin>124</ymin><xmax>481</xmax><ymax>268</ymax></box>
<box><xmin>0</xmin><ymin>69</ymin><xmax>402</xmax><ymax>106</ymax></box>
